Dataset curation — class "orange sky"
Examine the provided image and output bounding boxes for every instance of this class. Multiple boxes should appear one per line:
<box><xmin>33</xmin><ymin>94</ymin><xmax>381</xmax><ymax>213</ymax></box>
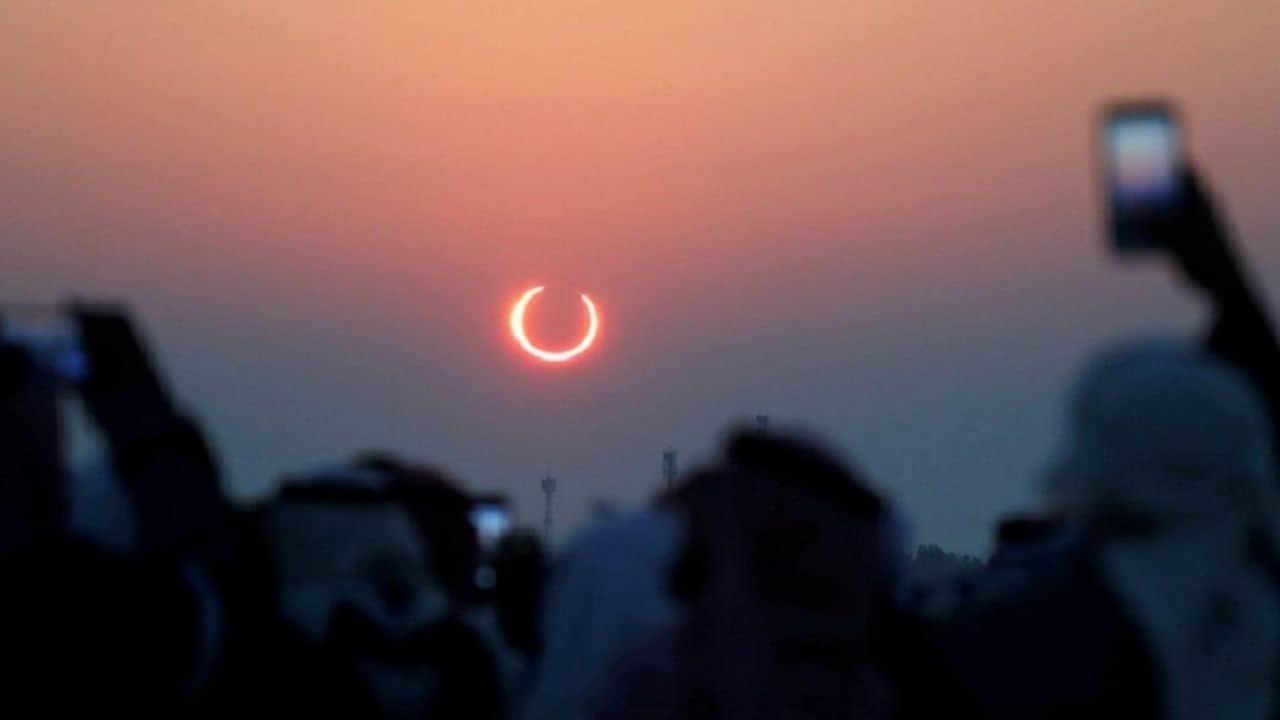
<box><xmin>3</xmin><ymin>1</ymin><xmax>1278</xmax><ymax>550</ymax></box>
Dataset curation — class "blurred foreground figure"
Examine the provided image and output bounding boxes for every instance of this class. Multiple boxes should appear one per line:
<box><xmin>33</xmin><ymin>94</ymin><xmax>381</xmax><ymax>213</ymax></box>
<box><xmin>493</xmin><ymin>529</ymin><xmax>548</xmax><ymax>663</ymax></box>
<box><xmin>0</xmin><ymin>308</ymin><xmax>513</xmax><ymax>716</ymax></box>
<box><xmin>1054</xmin><ymin>341</ymin><xmax>1279</xmax><ymax>719</ymax></box>
<box><xmin>589</xmin><ymin>431</ymin><xmax>899</xmax><ymax>720</ymax></box>
<box><xmin>897</xmin><ymin>168</ymin><xmax>1280</xmax><ymax>720</ymax></box>
<box><xmin>901</xmin><ymin>166</ymin><xmax>1280</xmax><ymax>717</ymax></box>
<box><xmin>207</xmin><ymin>459</ymin><xmax>505</xmax><ymax>719</ymax></box>
<box><xmin>903</xmin><ymin>342</ymin><xmax>1279</xmax><ymax>720</ymax></box>
<box><xmin>520</xmin><ymin>508</ymin><xmax>680</xmax><ymax>720</ymax></box>
<box><xmin>0</xmin><ymin>306</ymin><xmax>228</xmax><ymax>559</ymax></box>
<box><xmin>0</xmin><ymin>307</ymin><xmax>235</xmax><ymax>712</ymax></box>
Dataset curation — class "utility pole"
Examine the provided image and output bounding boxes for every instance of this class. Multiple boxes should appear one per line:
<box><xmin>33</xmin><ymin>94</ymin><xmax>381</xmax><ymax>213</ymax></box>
<box><xmin>541</xmin><ymin>473</ymin><xmax>557</xmax><ymax>542</ymax></box>
<box><xmin>662</xmin><ymin>448</ymin><xmax>678</xmax><ymax>492</ymax></box>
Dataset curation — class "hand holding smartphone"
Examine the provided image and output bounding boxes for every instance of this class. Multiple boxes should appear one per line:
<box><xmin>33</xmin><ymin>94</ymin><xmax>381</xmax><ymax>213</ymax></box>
<box><xmin>1100</xmin><ymin>101</ymin><xmax>1250</xmax><ymax>301</ymax></box>
<box><xmin>1102</xmin><ymin>101</ymin><xmax>1185</xmax><ymax>253</ymax></box>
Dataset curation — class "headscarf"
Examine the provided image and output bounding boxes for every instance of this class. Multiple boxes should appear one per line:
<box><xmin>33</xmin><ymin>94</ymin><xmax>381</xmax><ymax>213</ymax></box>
<box><xmin>519</xmin><ymin>509</ymin><xmax>680</xmax><ymax>720</ymax></box>
<box><xmin>1047</xmin><ymin>339</ymin><xmax>1280</xmax><ymax>720</ymax></box>
<box><xmin>264</xmin><ymin>460</ymin><xmax>502</xmax><ymax>720</ymax></box>
<box><xmin>675</xmin><ymin>431</ymin><xmax>895</xmax><ymax>720</ymax></box>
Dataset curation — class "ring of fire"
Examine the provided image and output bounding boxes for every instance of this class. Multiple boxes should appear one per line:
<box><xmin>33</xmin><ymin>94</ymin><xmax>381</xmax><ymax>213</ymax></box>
<box><xmin>509</xmin><ymin>286</ymin><xmax>599</xmax><ymax>363</ymax></box>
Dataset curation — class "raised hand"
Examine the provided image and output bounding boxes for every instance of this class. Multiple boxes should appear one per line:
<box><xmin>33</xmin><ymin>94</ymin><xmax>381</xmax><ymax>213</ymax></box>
<box><xmin>72</xmin><ymin>305</ymin><xmax>179</xmax><ymax>450</ymax></box>
<box><xmin>71</xmin><ymin>305</ymin><xmax>228</xmax><ymax>556</ymax></box>
<box><xmin>1160</xmin><ymin>170</ymin><xmax>1251</xmax><ymax>303</ymax></box>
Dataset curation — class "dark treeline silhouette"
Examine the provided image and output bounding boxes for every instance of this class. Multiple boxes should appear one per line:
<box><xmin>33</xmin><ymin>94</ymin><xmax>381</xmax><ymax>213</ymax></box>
<box><xmin>906</xmin><ymin>544</ymin><xmax>984</xmax><ymax>585</ymax></box>
<box><xmin>2</xmin><ymin>150</ymin><xmax>1278</xmax><ymax>718</ymax></box>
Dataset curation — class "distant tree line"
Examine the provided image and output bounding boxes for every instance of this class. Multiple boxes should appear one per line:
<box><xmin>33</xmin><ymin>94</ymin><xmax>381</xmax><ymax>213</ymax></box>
<box><xmin>905</xmin><ymin>544</ymin><xmax>985</xmax><ymax>585</ymax></box>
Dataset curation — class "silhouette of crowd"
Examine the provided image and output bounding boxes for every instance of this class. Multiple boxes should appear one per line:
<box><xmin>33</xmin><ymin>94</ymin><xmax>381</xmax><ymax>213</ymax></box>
<box><xmin>2</xmin><ymin>157</ymin><xmax>1278</xmax><ymax>717</ymax></box>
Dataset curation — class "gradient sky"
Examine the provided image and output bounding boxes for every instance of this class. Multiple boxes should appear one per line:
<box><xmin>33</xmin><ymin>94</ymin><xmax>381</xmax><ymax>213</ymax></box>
<box><xmin>3</xmin><ymin>1</ymin><xmax>1278</xmax><ymax>553</ymax></box>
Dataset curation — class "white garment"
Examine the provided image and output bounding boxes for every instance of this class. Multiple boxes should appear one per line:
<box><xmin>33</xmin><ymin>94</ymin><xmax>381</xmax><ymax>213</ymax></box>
<box><xmin>1104</xmin><ymin>525</ymin><xmax>1278</xmax><ymax>720</ymax></box>
<box><xmin>68</xmin><ymin>459</ymin><xmax>136</xmax><ymax>553</ymax></box>
<box><xmin>519</xmin><ymin>510</ymin><xmax>680</xmax><ymax>720</ymax></box>
<box><xmin>1049</xmin><ymin>339</ymin><xmax>1280</xmax><ymax>720</ymax></box>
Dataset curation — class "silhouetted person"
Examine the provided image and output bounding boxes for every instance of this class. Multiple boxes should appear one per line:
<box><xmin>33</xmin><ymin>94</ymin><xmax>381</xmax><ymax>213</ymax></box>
<box><xmin>359</xmin><ymin>454</ymin><xmax>484</xmax><ymax>605</ymax></box>
<box><xmin>204</xmin><ymin>460</ymin><xmax>505</xmax><ymax>720</ymax></box>
<box><xmin>0</xmin><ymin>308</ymin><xmax>234</xmax><ymax>712</ymax></box>
<box><xmin>521</xmin><ymin>506</ymin><xmax>681</xmax><ymax>720</ymax></box>
<box><xmin>590</xmin><ymin>430</ymin><xmax>898</xmax><ymax>720</ymax></box>
<box><xmin>73</xmin><ymin>307</ymin><xmax>231</xmax><ymax>559</ymax></box>
<box><xmin>494</xmin><ymin>529</ymin><xmax>547</xmax><ymax>660</ymax></box>
<box><xmin>899</xmin><ymin>339</ymin><xmax>1280</xmax><ymax>720</ymax></box>
<box><xmin>894</xmin><ymin>166</ymin><xmax>1280</xmax><ymax>720</ymax></box>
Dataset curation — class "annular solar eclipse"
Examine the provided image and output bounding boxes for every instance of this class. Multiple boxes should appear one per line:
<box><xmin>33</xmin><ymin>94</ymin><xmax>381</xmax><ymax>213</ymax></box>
<box><xmin>509</xmin><ymin>286</ymin><xmax>599</xmax><ymax>363</ymax></box>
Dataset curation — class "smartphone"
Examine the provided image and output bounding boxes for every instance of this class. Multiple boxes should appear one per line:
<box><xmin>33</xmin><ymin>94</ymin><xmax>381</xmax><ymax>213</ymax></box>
<box><xmin>470</xmin><ymin>495</ymin><xmax>512</xmax><ymax>553</ymax></box>
<box><xmin>0</xmin><ymin>304</ymin><xmax>89</xmax><ymax>383</ymax></box>
<box><xmin>1102</xmin><ymin>102</ymin><xmax>1185</xmax><ymax>252</ymax></box>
